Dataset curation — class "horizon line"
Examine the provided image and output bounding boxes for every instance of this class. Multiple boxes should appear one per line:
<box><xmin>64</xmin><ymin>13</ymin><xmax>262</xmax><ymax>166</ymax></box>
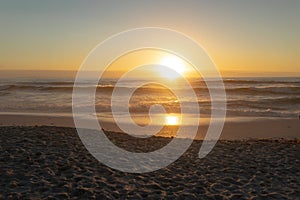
<box><xmin>0</xmin><ymin>69</ymin><xmax>299</xmax><ymax>78</ymax></box>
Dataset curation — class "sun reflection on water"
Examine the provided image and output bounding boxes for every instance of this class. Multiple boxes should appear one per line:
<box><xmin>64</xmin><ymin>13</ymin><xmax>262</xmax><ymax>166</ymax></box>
<box><xmin>165</xmin><ymin>114</ymin><xmax>181</xmax><ymax>126</ymax></box>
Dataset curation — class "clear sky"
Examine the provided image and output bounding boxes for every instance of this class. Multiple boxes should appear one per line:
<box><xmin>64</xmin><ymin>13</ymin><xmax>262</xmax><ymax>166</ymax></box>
<box><xmin>0</xmin><ymin>0</ymin><xmax>299</xmax><ymax>77</ymax></box>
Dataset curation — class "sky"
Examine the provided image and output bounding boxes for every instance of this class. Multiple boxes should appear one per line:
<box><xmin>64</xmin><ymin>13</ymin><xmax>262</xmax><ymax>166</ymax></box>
<box><xmin>0</xmin><ymin>0</ymin><xmax>299</xmax><ymax>77</ymax></box>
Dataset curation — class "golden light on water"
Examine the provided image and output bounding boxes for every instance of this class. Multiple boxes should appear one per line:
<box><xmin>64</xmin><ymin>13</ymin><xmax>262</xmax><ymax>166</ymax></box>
<box><xmin>165</xmin><ymin>115</ymin><xmax>180</xmax><ymax>126</ymax></box>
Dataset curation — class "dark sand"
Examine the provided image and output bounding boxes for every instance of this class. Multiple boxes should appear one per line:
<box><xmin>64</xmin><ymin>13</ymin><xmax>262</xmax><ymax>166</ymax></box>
<box><xmin>1</xmin><ymin>126</ymin><xmax>299</xmax><ymax>199</ymax></box>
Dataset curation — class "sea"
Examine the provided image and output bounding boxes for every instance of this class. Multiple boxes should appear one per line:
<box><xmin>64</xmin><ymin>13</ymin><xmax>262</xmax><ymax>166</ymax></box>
<box><xmin>0</xmin><ymin>77</ymin><xmax>299</xmax><ymax>127</ymax></box>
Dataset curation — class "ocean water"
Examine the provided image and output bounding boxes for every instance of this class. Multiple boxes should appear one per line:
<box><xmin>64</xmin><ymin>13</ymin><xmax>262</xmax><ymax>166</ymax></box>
<box><xmin>0</xmin><ymin>77</ymin><xmax>299</xmax><ymax>125</ymax></box>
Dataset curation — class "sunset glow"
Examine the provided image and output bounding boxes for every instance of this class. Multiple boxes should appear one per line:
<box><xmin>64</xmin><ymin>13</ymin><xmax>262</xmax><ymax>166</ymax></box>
<box><xmin>0</xmin><ymin>1</ymin><xmax>299</xmax><ymax>197</ymax></box>
<box><xmin>158</xmin><ymin>55</ymin><xmax>188</xmax><ymax>80</ymax></box>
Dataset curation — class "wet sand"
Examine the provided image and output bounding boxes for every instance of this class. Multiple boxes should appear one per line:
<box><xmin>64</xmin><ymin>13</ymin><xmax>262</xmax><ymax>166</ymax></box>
<box><xmin>0</xmin><ymin>113</ymin><xmax>299</xmax><ymax>140</ymax></box>
<box><xmin>1</xmin><ymin>126</ymin><xmax>299</xmax><ymax>199</ymax></box>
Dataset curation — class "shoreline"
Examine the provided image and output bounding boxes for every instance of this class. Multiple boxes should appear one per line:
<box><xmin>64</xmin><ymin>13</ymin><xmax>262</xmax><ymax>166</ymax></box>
<box><xmin>0</xmin><ymin>113</ymin><xmax>299</xmax><ymax>140</ymax></box>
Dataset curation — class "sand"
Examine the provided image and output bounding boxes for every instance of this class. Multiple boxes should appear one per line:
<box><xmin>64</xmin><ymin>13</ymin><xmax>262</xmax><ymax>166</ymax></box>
<box><xmin>1</xmin><ymin>126</ymin><xmax>299</xmax><ymax>199</ymax></box>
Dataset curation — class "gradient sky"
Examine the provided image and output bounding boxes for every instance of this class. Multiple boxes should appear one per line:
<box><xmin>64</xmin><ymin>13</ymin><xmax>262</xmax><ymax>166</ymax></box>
<box><xmin>0</xmin><ymin>0</ymin><xmax>299</xmax><ymax>76</ymax></box>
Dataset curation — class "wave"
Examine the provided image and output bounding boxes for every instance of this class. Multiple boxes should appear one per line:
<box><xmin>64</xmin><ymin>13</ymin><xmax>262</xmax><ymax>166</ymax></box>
<box><xmin>225</xmin><ymin>86</ymin><xmax>300</xmax><ymax>95</ymax></box>
<box><xmin>0</xmin><ymin>84</ymin><xmax>177</xmax><ymax>93</ymax></box>
<box><xmin>16</xmin><ymin>81</ymin><xmax>75</xmax><ymax>85</ymax></box>
<box><xmin>191</xmin><ymin>78</ymin><xmax>300</xmax><ymax>85</ymax></box>
<box><xmin>223</xmin><ymin>78</ymin><xmax>300</xmax><ymax>84</ymax></box>
<box><xmin>1</xmin><ymin>83</ymin><xmax>299</xmax><ymax>96</ymax></box>
<box><xmin>226</xmin><ymin>97</ymin><xmax>300</xmax><ymax>107</ymax></box>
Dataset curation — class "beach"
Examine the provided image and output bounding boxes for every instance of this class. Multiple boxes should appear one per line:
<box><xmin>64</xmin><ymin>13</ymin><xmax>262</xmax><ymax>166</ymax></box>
<box><xmin>1</xmin><ymin>125</ymin><xmax>299</xmax><ymax>199</ymax></box>
<box><xmin>0</xmin><ymin>76</ymin><xmax>300</xmax><ymax>199</ymax></box>
<box><xmin>1</xmin><ymin>0</ymin><xmax>300</xmax><ymax>198</ymax></box>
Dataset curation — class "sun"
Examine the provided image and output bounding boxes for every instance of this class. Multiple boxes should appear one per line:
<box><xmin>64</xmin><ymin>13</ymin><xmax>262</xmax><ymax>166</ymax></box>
<box><xmin>157</xmin><ymin>55</ymin><xmax>187</xmax><ymax>80</ymax></box>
